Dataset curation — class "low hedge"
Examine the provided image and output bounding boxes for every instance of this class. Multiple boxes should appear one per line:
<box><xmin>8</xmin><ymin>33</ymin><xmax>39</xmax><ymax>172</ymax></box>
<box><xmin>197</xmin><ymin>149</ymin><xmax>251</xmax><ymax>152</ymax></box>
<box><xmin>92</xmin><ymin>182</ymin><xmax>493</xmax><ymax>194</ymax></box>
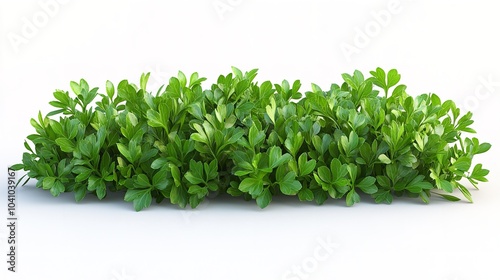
<box><xmin>12</xmin><ymin>67</ymin><xmax>491</xmax><ymax>211</ymax></box>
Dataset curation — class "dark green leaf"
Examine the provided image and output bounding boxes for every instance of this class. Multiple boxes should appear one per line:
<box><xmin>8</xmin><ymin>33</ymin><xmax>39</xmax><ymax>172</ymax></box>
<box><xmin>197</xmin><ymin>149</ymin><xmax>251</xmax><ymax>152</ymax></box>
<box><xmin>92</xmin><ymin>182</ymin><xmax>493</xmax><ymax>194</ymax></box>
<box><xmin>256</xmin><ymin>189</ymin><xmax>272</xmax><ymax>208</ymax></box>
<box><xmin>437</xmin><ymin>194</ymin><xmax>460</xmax><ymax>202</ymax></box>
<box><xmin>317</xmin><ymin>166</ymin><xmax>332</xmax><ymax>183</ymax></box>
<box><xmin>298</xmin><ymin>188</ymin><xmax>314</xmax><ymax>201</ymax></box>
<box><xmin>279</xmin><ymin>172</ymin><xmax>302</xmax><ymax>195</ymax></box>
<box><xmin>356</xmin><ymin>176</ymin><xmax>377</xmax><ymax>194</ymax></box>
<box><xmin>298</xmin><ymin>153</ymin><xmax>316</xmax><ymax>176</ymax></box>
<box><xmin>346</xmin><ymin>189</ymin><xmax>360</xmax><ymax>206</ymax></box>
<box><xmin>125</xmin><ymin>189</ymin><xmax>152</xmax><ymax>211</ymax></box>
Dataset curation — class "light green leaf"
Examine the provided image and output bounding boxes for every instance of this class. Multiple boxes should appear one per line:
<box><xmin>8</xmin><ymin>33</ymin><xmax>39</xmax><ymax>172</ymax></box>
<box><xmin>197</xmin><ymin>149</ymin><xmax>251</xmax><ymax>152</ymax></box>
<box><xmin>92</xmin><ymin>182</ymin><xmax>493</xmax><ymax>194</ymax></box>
<box><xmin>239</xmin><ymin>177</ymin><xmax>264</xmax><ymax>196</ymax></box>
<box><xmin>438</xmin><ymin>194</ymin><xmax>460</xmax><ymax>202</ymax></box>
<box><xmin>378</xmin><ymin>154</ymin><xmax>392</xmax><ymax>164</ymax></box>
<box><xmin>55</xmin><ymin>138</ymin><xmax>75</xmax><ymax>153</ymax></box>
<box><xmin>151</xmin><ymin>158</ymin><xmax>168</xmax><ymax>170</ymax></box>
<box><xmin>42</xmin><ymin>177</ymin><xmax>56</xmax><ymax>190</ymax></box>
<box><xmin>440</xmin><ymin>180</ymin><xmax>454</xmax><ymax>193</ymax></box>
<box><xmin>387</xmin><ymin>69</ymin><xmax>401</xmax><ymax>88</ymax></box>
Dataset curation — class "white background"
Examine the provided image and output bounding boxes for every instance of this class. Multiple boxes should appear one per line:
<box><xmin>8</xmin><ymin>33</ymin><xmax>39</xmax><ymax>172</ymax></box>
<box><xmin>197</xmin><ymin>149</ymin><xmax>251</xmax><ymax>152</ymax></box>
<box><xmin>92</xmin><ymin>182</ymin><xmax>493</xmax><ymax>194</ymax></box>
<box><xmin>1</xmin><ymin>0</ymin><xmax>499</xmax><ymax>279</ymax></box>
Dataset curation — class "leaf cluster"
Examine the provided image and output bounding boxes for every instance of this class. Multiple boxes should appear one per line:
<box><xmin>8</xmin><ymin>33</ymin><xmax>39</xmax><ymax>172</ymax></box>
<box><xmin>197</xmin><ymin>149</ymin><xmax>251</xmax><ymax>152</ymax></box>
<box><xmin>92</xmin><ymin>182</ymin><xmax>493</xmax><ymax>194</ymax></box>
<box><xmin>12</xmin><ymin>67</ymin><xmax>491</xmax><ymax>210</ymax></box>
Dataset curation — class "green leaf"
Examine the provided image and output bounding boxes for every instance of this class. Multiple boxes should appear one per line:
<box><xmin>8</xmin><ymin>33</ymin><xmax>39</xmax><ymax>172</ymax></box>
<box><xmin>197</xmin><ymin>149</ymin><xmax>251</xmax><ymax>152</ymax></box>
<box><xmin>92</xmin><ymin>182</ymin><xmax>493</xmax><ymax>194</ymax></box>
<box><xmin>125</xmin><ymin>189</ymin><xmax>152</xmax><ymax>211</ymax></box>
<box><xmin>70</xmin><ymin>81</ymin><xmax>81</xmax><ymax>95</ymax></box>
<box><xmin>476</xmin><ymin>142</ymin><xmax>491</xmax><ymax>154</ymax></box>
<box><xmin>470</xmin><ymin>164</ymin><xmax>489</xmax><ymax>182</ymax></box>
<box><xmin>298</xmin><ymin>188</ymin><xmax>314</xmax><ymax>201</ymax></box>
<box><xmin>188</xmin><ymin>185</ymin><xmax>208</xmax><ymax>197</ymax></box>
<box><xmin>152</xmin><ymin>171</ymin><xmax>168</xmax><ymax>190</ymax></box>
<box><xmin>374</xmin><ymin>190</ymin><xmax>393</xmax><ymax>204</ymax></box>
<box><xmin>43</xmin><ymin>177</ymin><xmax>56</xmax><ymax>190</ymax></box>
<box><xmin>440</xmin><ymin>180</ymin><xmax>454</xmax><ymax>193</ymax></box>
<box><xmin>437</xmin><ymin>194</ymin><xmax>460</xmax><ymax>202</ymax></box>
<box><xmin>116</xmin><ymin>143</ymin><xmax>132</xmax><ymax>163</ymax></box>
<box><xmin>204</xmin><ymin>160</ymin><xmax>218</xmax><ymax>181</ymax></box>
<box><xmin>95</xmin><ymin>180</ymin><xmax>106</xmax><ymax>199</ymax></box>
<box><xmin>268</xmin><ymin>146</ymin><xmax>292</xmax><ymax>169</ymax></box>
<box><xmin>177</xmin><ymin>71</ymin><xmax>186</xmax><ymax>88</ymax></box>
<box><xmin>51</xmin><ymin>121</ymin><xmax>64</xmax><ymax>136</ymax></box>
<box><xmin>376</xmin><ymin>176</ymin><xmax>391</xmax><ymax>189</ymax></box>
<box><xmin>279</xmin><ymin>172</ymin><xmax>302</xmax><ymax>195</ymax></box>
<box><xmin>55</xmin><ymin>138</ymin><xmax>75</xmax><ymax>153</ymax></box>
<box><xmin>189</xmin><ymin>195</ymin><xmax>202</xmax><ymax>209</ymax></box>
<box><xmin>419</xmin><ymin>191</ymin><xmax>430</xmax><ymax>204</ymax></box>
<box><xmin>346</xmin><ymin>189</ymin><xmax>360</xmax><ymax>206</ymax></box>
<box><xmin>50</xmin><ymin>180</ymin><xmax>65</xmax><ymax>197</ymax></box>
<box><xmin>347</xmin><ymin>164</ymin><xmax>358</xmax><ymax>184</ymax></box>
<box><xmin>314</xmin><ymin>189</ymin><xmax>328</xmax><ymax>205</ymax></box>
<box><xmin>106</xmin><ymin>80</ymin><xmax>115</xmax><ymax>99</ymax></box>
<box><xmin>147</xmin><ymin>109</ymin><xmax>165</xmax><ymax>129</ymax></box>
<box><xmin>456</xmin><ymin>183</ymin><xmax>473</xmax><ymax>203</ymax></box>
<box><xmin>406</xmin><ymin>181</ymin><xmax>433</xmax><ymax>193</ymax></box>
<box><xmin>10</xmin><ymin>164</ymin><xmax>24</xmax><ymax>171</ymax></box>
<box><xmin>386</xmin><ymin>164</ymin><xmax>398</xmax><ymax>183</ymax></box>
<box><xmin>126</xmin><ymin>112</ymin><xmax>138</xmax><ymax>127</ymax></box>
<box><xmin>265</xmin><ymin>97</ymin><xmax>276</xmax><ymax>124</ymax></box>
<box><xmin>356</xmin><ymin>176</ymin><xmax>377</xmax><ymax>194</ymax></box>
<box><xmin>397</xmin><ymin>152</ymin><xmax>417</xmax><ymax>167</ymax></box>
<box><xmin>74</xmin><ymin>184</ymin><xmax>87</xmax><ymax>202</ymax></box>
<box><xmin>239</xmin><ymin>178</ymin><xmax>264</xmax><ymax>196</ymax></box>
<box><xmin>256</xmin><ymin>189</ymin><xmax>272</xmax><ymax>208</ymax></box>
<box><xmin>451</xmin><ymin>157</ymin><xmax>471</xmax><ymax>172</ymax></box>
<box><xmin>311</xmin><ymin>83</ymin><xmax>323</xmax><ymax>93</ymax></box>
<box><xmin>170</xmin><ymin>164</ymin><xmax>182</xmax><ymax>186</ymax></box>
<box><xmin>387</xmin><ymin>69</ymin><xmax>401</xmax><ymax>88</ymax></box>
<box><xmin>248</xmin><ymin>124</ymin><xmax>265</xmax><ymax>148</ymax></box>
<box><xmin>370</xmin><ymin>67</ymin><xmax>386</xmax><ymax>89</ymax></box>
<box><xmin>151</xmin><ymin>158</ymin><xmax>168</xmax><ymax>170</ymax></box>
<box><xmin>167</xmin><ymin>77</ymin><xmax>181</xmax><ymax>98</ymax></box>
<box><xmin>135</xmin><ymin>174</ymin><xmax>151</xmax><ymax>188</ymax></box>
<box><xmin>227</xmin><ymin>186</ymin><xmax>243</xmax><ymax>197</ymax></box>
<box><xmin>73</xmin><ymin>166</ymin><xmax>93</xmax><ymax>182</ymax></box>
<box><xmin>405</xmin><ymin>175</ymin><xmax>433</xmax><ymax>193</ymax></box>
<box><xmin>298</xmin><ymin>153</ymin><xmax>316</xmax><ymax>176</ymax></box>
<box><xmin>231</xmin><ymin>66</ymin><xmax>243</xmax><ymax>79</ymax></box>
<box><xmin>185</xmin><ymin>172</ymin><xmax>204</xmax><ymax>185</ymax></box>
<box><xmin>317</xmin><ymin>166</ymin><xmax>332</xmax><ymax>182</ymax></box>
<box><xmin>88</xmin><ymin>176</ymin><xmax>106</xmax><ymax>199</ymax></box>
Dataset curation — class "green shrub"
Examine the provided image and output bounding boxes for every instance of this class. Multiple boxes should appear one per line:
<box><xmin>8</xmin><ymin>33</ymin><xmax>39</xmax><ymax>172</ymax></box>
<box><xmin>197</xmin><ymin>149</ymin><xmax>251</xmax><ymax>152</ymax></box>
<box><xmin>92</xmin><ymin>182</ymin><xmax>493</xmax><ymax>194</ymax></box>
<box><xmin>12</xmin><ymin>67</ymin><xmax>491</xmax><ymax>211</ymax></box>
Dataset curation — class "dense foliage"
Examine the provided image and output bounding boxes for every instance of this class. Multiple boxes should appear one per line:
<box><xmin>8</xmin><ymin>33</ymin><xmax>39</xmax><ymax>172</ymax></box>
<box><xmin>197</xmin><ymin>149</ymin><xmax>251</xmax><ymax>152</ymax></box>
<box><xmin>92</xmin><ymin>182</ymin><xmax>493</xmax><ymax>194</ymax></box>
<box><xmin>12</xmin><ymin>67</ymin><xmax>491</xmax><ymax>211</ymax></box>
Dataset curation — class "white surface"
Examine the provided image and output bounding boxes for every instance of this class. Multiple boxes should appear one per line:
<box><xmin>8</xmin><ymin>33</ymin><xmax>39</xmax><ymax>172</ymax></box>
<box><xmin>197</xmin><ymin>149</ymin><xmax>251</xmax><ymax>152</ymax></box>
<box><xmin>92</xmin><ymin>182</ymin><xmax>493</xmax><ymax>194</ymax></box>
<box><xmin>1</xmin><ymin>0</ymin><xmax>499</xmax><ymax>279</ymax></box>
